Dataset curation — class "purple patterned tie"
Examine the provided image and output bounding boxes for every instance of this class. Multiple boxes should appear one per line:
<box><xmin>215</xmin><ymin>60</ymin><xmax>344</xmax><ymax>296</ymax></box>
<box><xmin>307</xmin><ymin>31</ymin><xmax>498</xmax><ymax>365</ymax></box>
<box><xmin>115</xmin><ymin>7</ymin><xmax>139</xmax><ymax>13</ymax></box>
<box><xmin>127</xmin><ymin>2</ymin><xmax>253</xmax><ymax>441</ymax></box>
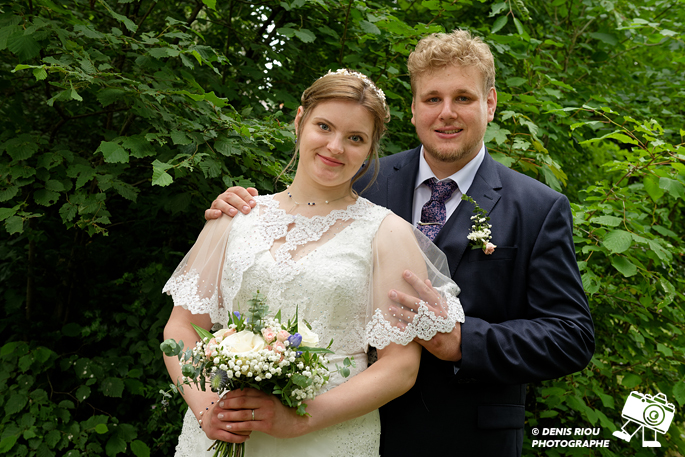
<box><xmin>418</xmin><ymin>178</ymin><xmax>459</xmax><ymax>240</ymax></box>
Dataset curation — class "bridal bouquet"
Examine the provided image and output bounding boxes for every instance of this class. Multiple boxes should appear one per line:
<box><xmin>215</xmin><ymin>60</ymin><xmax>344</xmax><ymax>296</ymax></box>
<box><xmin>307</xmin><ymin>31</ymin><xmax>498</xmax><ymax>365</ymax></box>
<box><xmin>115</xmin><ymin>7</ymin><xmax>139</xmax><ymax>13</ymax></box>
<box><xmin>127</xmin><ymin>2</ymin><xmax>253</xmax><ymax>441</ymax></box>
<box><xmin>160</xmin><ymin>292</ymin><xmax>352</xmax><ymax>457</ymax></box>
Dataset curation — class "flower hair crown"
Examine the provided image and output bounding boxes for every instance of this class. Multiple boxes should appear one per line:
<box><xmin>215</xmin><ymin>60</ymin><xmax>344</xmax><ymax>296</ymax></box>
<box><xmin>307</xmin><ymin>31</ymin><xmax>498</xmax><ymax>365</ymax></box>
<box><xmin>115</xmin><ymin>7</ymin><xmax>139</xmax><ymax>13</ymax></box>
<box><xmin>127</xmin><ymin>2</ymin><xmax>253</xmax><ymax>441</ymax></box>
<box><xmin>319</xmin><ymin>68</ymin><xmax>387</xmax><ymax>110</ymax></box>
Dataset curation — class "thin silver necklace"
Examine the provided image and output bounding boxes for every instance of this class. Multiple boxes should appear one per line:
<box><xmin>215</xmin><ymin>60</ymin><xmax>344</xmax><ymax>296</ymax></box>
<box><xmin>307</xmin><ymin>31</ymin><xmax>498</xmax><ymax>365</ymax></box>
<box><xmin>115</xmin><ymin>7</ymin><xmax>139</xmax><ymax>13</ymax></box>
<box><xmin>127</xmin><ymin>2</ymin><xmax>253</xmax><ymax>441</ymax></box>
<box><xmin>286</xmin><ymin>186</ymin><xmax>353</xmax><ymax>207</ymax></box>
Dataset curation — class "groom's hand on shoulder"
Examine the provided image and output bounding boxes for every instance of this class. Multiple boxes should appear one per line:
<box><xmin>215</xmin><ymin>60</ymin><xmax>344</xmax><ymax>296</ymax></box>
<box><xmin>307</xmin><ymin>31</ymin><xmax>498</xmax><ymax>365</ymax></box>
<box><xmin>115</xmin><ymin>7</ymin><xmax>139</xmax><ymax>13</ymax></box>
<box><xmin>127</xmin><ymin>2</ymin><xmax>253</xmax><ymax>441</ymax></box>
<box><xmin>204</xmin><ymin>186</ymin><xmax>258</xmax><ymax>220</ymax></box>
<box><xmin>388</xmin><ymin>270</ymin><xmax>463</xmax><ymax>362</ymax></box>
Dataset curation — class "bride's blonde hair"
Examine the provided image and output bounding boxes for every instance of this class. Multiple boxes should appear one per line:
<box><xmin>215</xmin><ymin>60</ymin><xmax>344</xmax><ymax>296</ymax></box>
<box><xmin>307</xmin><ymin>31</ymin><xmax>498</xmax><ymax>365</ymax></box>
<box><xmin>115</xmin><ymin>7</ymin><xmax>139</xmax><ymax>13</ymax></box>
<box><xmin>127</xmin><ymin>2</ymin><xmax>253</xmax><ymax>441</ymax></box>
<box><xmin>280</xmin><ymin>70</ymin><xmax>390</xmax><ymax>190</ymax></box>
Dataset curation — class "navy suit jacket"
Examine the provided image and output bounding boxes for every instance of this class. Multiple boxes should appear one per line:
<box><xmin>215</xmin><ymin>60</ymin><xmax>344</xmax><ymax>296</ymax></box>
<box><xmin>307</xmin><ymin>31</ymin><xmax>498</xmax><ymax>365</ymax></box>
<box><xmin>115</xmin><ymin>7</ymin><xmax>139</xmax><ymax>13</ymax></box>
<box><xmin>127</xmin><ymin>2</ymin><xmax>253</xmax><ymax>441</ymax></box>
<box><xmin>354</xmin><ymin>146</ymin><xmax>595</xmax><ymax>456</ymax></box>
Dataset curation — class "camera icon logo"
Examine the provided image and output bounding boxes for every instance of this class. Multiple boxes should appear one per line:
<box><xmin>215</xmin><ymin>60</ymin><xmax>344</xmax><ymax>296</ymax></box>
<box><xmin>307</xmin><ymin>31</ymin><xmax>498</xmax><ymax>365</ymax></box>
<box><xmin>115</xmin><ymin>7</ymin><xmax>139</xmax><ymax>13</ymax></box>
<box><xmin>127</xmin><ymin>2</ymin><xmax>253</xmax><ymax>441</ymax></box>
<box><xmin>613</xmin><ymin>391</ymin><xmax>675</xmax><ymax>447</ymax></box>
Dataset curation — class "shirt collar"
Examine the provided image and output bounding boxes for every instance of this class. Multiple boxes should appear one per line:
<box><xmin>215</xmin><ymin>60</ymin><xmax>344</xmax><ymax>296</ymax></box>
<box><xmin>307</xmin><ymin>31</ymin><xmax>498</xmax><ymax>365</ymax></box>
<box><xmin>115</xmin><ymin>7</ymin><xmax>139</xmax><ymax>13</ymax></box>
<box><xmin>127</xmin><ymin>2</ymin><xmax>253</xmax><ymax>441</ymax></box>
<box><xmin>414</xmin><ymin>143</ymin><xmax>486</xmax><ymax>194</ymax></box>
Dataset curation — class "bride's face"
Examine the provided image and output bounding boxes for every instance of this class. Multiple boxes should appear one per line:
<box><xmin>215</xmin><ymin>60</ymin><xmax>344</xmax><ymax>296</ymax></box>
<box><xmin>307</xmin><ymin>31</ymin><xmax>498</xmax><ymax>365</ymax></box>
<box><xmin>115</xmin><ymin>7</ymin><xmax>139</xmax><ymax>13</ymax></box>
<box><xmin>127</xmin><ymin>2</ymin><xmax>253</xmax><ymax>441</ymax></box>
<box><xmin>294</xmin><ymin>99</ymin><xmax>374</xmax><ymax>191</ymax></box>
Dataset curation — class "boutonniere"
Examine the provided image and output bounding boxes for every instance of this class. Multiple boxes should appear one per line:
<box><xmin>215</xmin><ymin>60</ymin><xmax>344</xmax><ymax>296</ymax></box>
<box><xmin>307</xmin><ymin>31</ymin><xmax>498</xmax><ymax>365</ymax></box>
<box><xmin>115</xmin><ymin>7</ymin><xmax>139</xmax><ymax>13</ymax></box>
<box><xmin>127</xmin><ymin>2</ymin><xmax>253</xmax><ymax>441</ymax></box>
<box><xmin>461</xmin><ymin>194</ymin><xmax>496</xmax><ymax>255</ymax></box>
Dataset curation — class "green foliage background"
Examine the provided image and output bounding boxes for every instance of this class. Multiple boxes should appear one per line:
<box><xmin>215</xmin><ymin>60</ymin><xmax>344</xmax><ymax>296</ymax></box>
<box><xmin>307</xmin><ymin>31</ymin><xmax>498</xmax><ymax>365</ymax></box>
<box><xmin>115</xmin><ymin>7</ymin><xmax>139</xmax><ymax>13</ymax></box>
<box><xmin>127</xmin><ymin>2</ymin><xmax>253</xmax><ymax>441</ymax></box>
<box><xmin>0</xmin><ymin>0</ymin><xmax>683</xmax><ymax>455</ymax></box>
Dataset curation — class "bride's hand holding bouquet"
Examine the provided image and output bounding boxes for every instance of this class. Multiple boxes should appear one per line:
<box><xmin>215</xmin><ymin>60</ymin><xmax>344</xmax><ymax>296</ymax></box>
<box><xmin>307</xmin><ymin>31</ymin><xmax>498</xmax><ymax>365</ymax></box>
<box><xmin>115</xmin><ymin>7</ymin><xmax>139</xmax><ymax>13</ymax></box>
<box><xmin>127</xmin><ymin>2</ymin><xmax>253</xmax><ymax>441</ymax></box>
<box><xmin>161</xmin><ymin>293</ymin><xmax>352</xmax><ymax>456</ymax></box>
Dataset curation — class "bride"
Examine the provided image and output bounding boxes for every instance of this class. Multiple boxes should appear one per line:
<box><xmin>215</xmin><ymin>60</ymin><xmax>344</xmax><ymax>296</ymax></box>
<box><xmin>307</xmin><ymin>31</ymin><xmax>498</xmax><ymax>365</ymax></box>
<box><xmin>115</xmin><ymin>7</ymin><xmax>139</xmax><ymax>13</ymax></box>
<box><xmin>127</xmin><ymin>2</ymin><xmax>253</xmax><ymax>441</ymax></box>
<box><xmin>162</xmin><ymin>69</ymin><xmax>464</xmax><ymax>456</ymax></box>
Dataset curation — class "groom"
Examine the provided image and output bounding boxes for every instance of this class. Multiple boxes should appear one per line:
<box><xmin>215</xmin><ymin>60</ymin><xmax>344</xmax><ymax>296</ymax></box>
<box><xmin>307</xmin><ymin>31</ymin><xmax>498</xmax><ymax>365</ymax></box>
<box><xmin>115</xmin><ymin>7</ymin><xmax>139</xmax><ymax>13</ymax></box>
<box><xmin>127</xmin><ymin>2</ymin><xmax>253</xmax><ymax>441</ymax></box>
<box><xmin>205</xmin><ymin>29</ymin><xmax>594</xmax><ymax>456</ymax></box>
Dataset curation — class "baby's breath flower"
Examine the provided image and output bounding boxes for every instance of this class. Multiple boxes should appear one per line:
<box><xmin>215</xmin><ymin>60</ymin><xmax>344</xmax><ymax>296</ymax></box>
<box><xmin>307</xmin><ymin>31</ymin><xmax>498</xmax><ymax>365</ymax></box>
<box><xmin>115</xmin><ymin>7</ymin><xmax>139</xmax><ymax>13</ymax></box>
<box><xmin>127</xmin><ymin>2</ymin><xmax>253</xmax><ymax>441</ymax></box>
<box><xmin>462</xmin><ymin>194</ymin><xmax>496</xmax><ymax>255</ymax></box>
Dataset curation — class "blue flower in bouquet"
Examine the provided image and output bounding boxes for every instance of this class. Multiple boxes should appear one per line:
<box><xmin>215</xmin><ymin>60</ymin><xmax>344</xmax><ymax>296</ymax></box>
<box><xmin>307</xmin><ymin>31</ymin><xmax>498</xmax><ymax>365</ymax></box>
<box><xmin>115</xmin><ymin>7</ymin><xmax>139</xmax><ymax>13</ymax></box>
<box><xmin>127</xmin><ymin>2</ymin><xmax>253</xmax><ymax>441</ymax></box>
<box><xmin>287</xmin><ymin>333</ymin><xmax>302</xmax><ymax>348</ymax></box>
<box><xmin>233</xmin><ymin>311</ymin><xmax>240</xmax><ymax>319</ymax></box>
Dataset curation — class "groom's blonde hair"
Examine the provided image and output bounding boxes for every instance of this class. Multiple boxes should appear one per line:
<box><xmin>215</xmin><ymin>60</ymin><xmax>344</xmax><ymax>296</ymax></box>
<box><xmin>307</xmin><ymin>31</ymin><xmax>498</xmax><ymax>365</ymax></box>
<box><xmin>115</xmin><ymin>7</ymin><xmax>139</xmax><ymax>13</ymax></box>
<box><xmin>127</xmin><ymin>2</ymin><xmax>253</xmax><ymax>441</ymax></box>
<box><xmin>408</xmin><ymin>29</ymin><xmax>496</xmax><ymax>96</ymax></box>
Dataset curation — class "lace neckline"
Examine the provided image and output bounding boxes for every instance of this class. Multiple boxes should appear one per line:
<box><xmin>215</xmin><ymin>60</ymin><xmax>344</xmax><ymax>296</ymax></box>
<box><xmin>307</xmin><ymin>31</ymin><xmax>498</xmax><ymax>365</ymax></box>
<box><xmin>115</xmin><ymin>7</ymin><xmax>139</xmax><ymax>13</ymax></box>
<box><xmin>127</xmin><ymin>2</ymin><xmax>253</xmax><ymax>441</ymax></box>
<box><xmin>257</xmin><ymin>194</ymin><xmax>368</xmax><ymax>222</ymax></box>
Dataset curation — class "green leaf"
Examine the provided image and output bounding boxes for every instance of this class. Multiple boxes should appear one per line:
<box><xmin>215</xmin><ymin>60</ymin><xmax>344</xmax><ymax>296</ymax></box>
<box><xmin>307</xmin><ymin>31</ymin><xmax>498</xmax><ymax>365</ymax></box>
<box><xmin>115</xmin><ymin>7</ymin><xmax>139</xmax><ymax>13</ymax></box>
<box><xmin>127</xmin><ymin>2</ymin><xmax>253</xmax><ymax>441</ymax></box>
<box><xmin>656</xmin><ymin>343</ymin><xmax>673</xmax><ymax>357</ymax></box>
<box><xmin>160</xmin><ymin>339</ymin><xmax>181</xmax><ymax>357</ymax></box>
<box><xmin>673</xmin><ymin>380</ymin><xmax>685</xmax><ymax>407</ymax></box>
<box><xmin>170</xmin><ymin>130</ymin><xmax>191</xmax><ymax>145</ymax></box>
<box><xmin>5</xmin><ymin>393</ymin><xmax>28</xmax><ymax>415</ymax></box>
<box><xmin>647</xmin><ymin>240</ymin><xmax>671</xmax><ymax>262</ymax></box>
<box><xmin>191</xmin><ymin>323</ymin><xmax>214</xmax><ymax>342</ymax></box>
<box><xmin>658</xmin><ymin>277</ymin><xmax>675</xmax><ymax>308</ymax></box>
<box><xmin>506</xmin><ymin>77</ymin><xmax>526</xmax><ymax>87</ymax></box>
<box><xmin>131</xmin><ymin>440</ymin><xmax>151</xmax><ymax>457</ymax></box>
<box><xmin>76</xmin><ymin>385</ymin><xmax>91</xmax><ymax>401</ymax></box>
<box><xmin>106</xmin><ymin>436</ymin><xmax>127</xmax><ymax>456</ymax></box>
<box><xmin>589</xmin><ymin>32</ymin><xmax>618</xmax><ymax>46</ymax></box>
<box><xmin>611</xmin><ymin>256</ymin><xmax>637</xmax><ymax>277</ymax></box>
<box><xmin>113</xmin><ymin>180</ymin><xmax>138</xmax><ymax>202</ymax></box>
<box><xmin>215</xmin><ymin>138</ymin><xmax>242</xmax><ymax>156</ymax></box>
<box><xmin>98</xmin><ymin>141</ymin><xmax>129</xmax><ymax>163</ymax></box>
<box><xmin>45</xmin><ymin>180</ymin><xmax>65</xmax><ymax>192</ymax></box>
<box><xmin>201</xmin><ymin>0</ymin><xmax>217</xmax><ymax>10</ymax></box>
<box><xmin>5</xmin><ymin>216</ymin><xmax>23</xmax><ymax>234</ymax></box>
<box><xmin>204</xmin><ymin>91</ymin><xmax>228</xmax><ymax>108</ymax></box>
<box><xmin>4</xmin><ymin>134</ymin><xmax>40</xmax><ymax>161</ymax></box>
<box><xmin>276</xmin><ymin>27</ymin><xmax>295</xmax><ymax>38</ymax></box>
<box><xmin>152</xmin><ymin>160</ymin><xmax>173</xmax><ymax>187</ymax></box>
<box><xmin>0</xmin><ymin>24</ymin><xmax>22</xmax><ymax>50</ymax></box>
<box><xmin>46</xmin><ymin>429</ymin><xmax>61</xmax><ymax>447</ymax></box>
<box><xmin>621</xmin><ymin>373</ymin><xmax>641</xmax><ymax>388</ymax></box>
<box><xmin>359</xmin><ymin>20</ymin><xmax>381</xmax><ymax>35</ymax></box>
<box><xmin>484</xmin><ymin>123</ymin><xmax>510</xmax><ymax>146</ymax></box>
<box><xmin>100</xmin><ymin>0</ymin><xmax>138</xmax><ymax>32</ymax></box>
<box><xmin>644</xmin><ymin>175</ymin><xmax>664</xmax><ymax>201</ymax></box>
<box><xmin>579</xmin><ymin>130</ymin><xmax>639</xmax><ymax>146</ymax></box>
<box><xmin>0</xmin><ymin>186</ymin><xmax>19</xmax><ymax>202</ymax></box>
<box><xmin>596</xmin><ymin>391</ymin><xmax>614</xmax><ymax>409</ymax></box>
<box><xmin>291</xmin><ymin>373</ymin><xmax>313</xmax><ymax>387</ymax></box>
<box><xmin>293</xmin><ymin>28</ymin><xmax>316</xmax><ymax>43</ymax></box>
<box><xmin>602</xmin><ymin>230</ymin><xmax>632</xmax><ymax>253</ymax></box>
<box><xmin>32</xmin><ymin>67</ymin><xmax>48</xmax><ymax>81</ymax></box>
<box><xmin>489</xmin><ymin>2</ymin><xmax>507</xmax><ymax>16</ymax></box>
<box><xmin>34</xmin><ymin>189</ymin><xmax>60</xmax><ymax>206</ymax></box>
<box><xmin>0</xmin><ymin>435</ymin><xmax>18</xmax><ymax>453</ymax></box>
<box><xmin>658</xmin><ymin>177</ymin><xmax>684</xmax><ymax>199</ymax></box>
<box><xmin>491</xmin><ymin>16</ymin><xmax>508</xmax><ymax>34</ymax></box>
<box><xmin>590</xmin><ymin>215</ymin><xmax>622</xmax><ymax>227</ymax></box>
<box><xmin>101</xmin><ymin>377</ymin><xmax>124</xmax><ymax>397</ymax></box>
<box><xmin>7</xmin><ymin>33</ymin><xmax>41</xmax><ymax>60</ymax></box>
<box><xmin>97</xmin><ymin>89</ymin><xmax>127</xmax><ymax>107</ymax></box>
<box><xmin>0</xmin><ymin>206</ymin><xmax>18</xmax><ymax>221</ymax></box>
<box><xmin>581</xmin><ymin>272</ymin><xmax>600</xmax><ymax>294</ymax></box>
<box><xmin>122</xmin><ymin>135</ymin><xmax>155</xmax><ymax>158</ymax></box>
<box><xmin>69</xmin><ymin>84</ymin><xmax>83</xmax><ymax>102</ymax></box>
<box><xmin>513</xmin><ymin>17</ymin><xmax>526</xmax><ymax>36</ymax></box>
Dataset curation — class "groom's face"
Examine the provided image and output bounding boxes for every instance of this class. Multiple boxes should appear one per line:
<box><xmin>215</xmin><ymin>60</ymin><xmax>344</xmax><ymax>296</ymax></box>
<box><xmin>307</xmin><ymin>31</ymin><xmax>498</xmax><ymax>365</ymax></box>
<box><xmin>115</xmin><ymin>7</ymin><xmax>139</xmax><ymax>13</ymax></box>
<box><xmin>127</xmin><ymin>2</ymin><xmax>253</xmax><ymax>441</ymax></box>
<box><xmin>411</xmin><ymin>64</ymin><xmax>496</xmax><ymax>174</ymax></box>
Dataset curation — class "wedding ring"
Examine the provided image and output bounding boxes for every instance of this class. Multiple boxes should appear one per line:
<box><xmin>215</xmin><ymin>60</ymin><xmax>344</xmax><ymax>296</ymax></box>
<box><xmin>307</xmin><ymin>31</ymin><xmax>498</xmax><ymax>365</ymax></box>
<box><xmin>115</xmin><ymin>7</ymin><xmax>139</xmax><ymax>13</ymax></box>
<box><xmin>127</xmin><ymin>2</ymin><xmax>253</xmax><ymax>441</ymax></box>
<box><xmin>251</xmin><ymin>409</ymin><xmax>255</xmax><ymax>421</ymax></box>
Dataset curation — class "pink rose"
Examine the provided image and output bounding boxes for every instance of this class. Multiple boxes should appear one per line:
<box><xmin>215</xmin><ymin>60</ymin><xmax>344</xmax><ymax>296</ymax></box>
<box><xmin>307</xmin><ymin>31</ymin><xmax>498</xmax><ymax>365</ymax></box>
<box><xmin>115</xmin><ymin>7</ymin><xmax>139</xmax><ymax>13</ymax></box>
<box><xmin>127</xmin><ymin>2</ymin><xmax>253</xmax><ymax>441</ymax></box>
<box><xmin>483</xmin><ymin>242</ymin><xmax>497</xmax><ymax>255</ymax></box>
<box><xmin>262</xmin><ymin>327</ymin><xmax>276</xmax><ymax>344</ymax></box>
<box><xmin>205</xmin><ymin>338</ymin><xmax>217</xmax><ymax>358</ymax></box>
<box><xmin>214</xmin><ymin>328</ymin><xmax>236</xmax><ymax>341</ymax></box>
<box><xmin>276</xmin><ymin>330</ymin><xmax>291</xmax><ymax>342</ymax></box>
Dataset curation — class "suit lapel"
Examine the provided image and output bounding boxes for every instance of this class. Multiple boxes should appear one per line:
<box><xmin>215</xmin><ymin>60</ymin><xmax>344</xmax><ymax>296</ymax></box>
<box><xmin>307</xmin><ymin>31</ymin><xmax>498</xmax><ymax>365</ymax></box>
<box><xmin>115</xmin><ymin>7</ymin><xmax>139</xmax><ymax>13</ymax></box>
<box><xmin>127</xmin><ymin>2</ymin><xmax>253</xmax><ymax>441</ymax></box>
<box><xmin>385</xmin><ymin>146</ymin><xmax>421</xmax><ymax>222</ymax></box>
<box><xmin>434</xmin><ymin>152</ymin><xmax>502</xmax><ymax>278</ymax></box>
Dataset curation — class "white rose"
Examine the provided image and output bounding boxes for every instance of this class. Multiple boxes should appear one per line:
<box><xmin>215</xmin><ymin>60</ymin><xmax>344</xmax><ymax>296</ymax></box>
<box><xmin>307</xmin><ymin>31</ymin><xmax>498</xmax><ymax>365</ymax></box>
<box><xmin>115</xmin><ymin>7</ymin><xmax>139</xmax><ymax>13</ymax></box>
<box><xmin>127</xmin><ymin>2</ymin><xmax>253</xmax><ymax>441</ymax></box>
<box><xmin>299</xmin><ymin>324</ymin><xmax>319</xmax><ymax>347</ymax></box>
<box><xmin>219</xmin><ymin>330</ymin><xmax>265</xmax><ymax>356</ymax></box>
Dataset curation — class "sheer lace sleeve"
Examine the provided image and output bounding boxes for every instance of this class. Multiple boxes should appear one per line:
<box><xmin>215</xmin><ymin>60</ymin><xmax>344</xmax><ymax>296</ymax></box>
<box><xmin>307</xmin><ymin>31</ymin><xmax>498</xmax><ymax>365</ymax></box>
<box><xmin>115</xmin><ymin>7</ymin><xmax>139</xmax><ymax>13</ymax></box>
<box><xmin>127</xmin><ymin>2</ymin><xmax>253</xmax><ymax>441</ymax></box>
<box><xmin>162</xmin><ymin>216</ymin><xmax>234</xmax><ymax>323</ymax></box>
<box><xmin>365</xmin><ymin>214</ymin><xmax>465</xmax><ymax>349</ymax></box>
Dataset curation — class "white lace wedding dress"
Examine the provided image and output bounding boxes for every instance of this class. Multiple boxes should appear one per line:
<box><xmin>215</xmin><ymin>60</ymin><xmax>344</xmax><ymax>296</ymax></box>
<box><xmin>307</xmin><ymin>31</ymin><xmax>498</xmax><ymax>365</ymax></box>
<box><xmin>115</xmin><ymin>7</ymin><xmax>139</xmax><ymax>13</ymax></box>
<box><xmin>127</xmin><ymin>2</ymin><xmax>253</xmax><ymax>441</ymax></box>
<box><xmin>163</xmin><ymin>195</ymin><xmax>464</xmax><ymax>457</ymax></box>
